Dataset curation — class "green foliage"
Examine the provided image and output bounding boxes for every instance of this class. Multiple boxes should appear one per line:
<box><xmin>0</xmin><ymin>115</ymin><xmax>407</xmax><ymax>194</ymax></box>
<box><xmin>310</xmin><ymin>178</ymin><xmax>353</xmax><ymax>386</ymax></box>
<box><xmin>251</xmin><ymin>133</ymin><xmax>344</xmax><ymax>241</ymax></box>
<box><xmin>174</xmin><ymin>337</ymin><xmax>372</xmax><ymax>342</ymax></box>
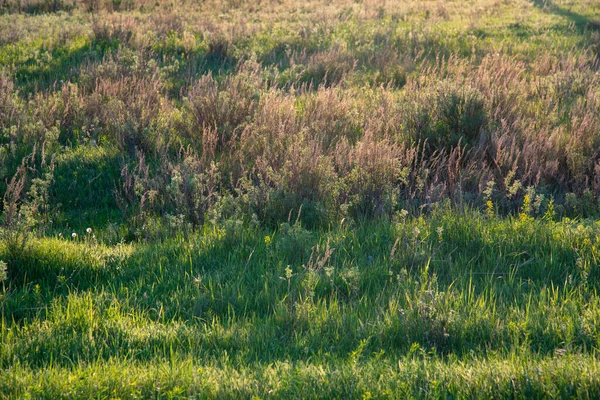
<box><xmin>0</xmin><ymin>260</ymin><xmax>6</xmax><ymax>284</ymax></box>
<box><xmin>2</xmin><ymin>0</ymin><xmax>600</xmax><ymax>396</ymax></box>
<box><xmin>407</xmin><ymin>80</ymin><xmax>488</xmax><ymax>153</ymax></box>
<box><xmin>1</xmin><ymin>211</ymin><xmax>600</xmax><ymax>396</ymax></box>
<box><xmin>275</xmin><ymin>220</ymin><xmax>314</xmax><ymax>265</ymax></box>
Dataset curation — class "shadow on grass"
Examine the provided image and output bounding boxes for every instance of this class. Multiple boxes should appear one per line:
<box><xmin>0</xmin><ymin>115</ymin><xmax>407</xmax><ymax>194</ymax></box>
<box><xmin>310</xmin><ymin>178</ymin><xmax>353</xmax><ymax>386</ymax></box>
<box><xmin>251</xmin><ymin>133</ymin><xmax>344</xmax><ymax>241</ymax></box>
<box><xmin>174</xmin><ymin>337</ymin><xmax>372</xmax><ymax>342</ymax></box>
<box><xmin>531</xmin><ymin>0</ymin><xmax>600</xmax><ymax>32</ymax></box>
<box><xmin>13</xmin><ymin>37</ymin><xmax>120</xmax><ymax>94</ymax></box>
<box><xmin>51</xmin><ymin>146</ymin><xmax>123</xmax><ymax>224</ymax></box>
<box><xmin>4</xmin><ymin>213</ymin><xmax>600</xmax><ymax>369</ymax></box>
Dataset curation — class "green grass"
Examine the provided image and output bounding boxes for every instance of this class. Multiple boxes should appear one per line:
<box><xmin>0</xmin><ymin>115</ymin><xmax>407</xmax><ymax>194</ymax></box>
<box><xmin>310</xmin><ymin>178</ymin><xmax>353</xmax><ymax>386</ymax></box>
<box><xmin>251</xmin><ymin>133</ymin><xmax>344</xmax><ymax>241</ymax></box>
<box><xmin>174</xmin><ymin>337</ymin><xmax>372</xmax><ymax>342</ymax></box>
<box><xmin>2</xmin><ymin>209</ymin><xmax>600</xmax><ymax>397</ymax></box>
<box><xmin>2</xmin><ymin>0</ymin><xmax>600</xmax><ymax>397</ymax></box>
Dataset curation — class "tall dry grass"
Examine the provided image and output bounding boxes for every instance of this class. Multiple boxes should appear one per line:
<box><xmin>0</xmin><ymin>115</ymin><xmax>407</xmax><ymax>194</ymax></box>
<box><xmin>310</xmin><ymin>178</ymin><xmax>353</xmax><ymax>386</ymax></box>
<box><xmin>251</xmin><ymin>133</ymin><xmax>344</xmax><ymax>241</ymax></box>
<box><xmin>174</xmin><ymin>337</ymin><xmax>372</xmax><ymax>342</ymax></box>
<box><xmin>1</xmin><ymin>0</ymin><xmax>600</xmax><ymax>227</ymax></box>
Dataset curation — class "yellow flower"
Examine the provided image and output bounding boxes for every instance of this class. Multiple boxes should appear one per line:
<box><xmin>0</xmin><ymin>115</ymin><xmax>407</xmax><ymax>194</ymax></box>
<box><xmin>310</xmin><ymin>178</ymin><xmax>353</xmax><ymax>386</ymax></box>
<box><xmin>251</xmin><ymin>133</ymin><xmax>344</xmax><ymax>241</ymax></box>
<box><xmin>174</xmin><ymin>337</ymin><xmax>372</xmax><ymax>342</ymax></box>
<box><xmin>486</xmin><ymin>200</ymin><xmax>494</xmax><ymax>217</ymax></box>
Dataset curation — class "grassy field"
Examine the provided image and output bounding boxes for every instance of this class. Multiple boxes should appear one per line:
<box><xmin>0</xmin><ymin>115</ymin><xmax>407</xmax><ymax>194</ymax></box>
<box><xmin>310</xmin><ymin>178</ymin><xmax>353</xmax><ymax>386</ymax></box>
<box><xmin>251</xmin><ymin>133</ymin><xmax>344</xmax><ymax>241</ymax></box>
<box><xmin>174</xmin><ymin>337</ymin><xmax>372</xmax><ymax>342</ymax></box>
<box><xmin>1</xmin><ymin>0</ymin><xmax>600</xmax><ymax>398</ymax></box>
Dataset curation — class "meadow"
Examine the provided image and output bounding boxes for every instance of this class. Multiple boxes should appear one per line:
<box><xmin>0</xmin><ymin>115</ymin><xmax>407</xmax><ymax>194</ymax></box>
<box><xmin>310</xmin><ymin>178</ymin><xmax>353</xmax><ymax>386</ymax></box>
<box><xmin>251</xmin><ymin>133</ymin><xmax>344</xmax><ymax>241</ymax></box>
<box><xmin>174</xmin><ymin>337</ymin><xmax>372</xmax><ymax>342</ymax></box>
<box><xmin>1</xmin><ymin>0</ymin><xmax>600</xmax><ymax>397</ymax></box>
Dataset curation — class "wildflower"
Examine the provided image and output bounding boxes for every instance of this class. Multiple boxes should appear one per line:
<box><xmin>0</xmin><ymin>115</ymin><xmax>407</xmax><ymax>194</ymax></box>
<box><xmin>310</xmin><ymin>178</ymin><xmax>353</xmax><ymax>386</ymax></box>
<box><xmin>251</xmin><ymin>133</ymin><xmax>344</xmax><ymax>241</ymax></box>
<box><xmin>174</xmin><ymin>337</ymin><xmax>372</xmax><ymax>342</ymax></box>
<box><xmin>86</xmin><ymin>227</ymin><xmax>92</xmax><ymax>234</ymax></box>
<box><xmin>521</xmin><ymin>194</ymin><xmax>531</xmax><ymax>216</ymax></box>
<box><xmin>325</xmin><ymin>266</ymin><xmax>335</xmax><ymax>279</ymax></box>
<box><xmin>436</xmin><ymin>226</ymin><xmax>444</xmax><ymax>241</ymax></box>
<box><xmin>0</xmin><ymin>260</ymin><xmax>7</xmax><ymax>283</ymax></box>
<box><xmin>72</xmin><ymin>232</ymin><xmax>77</xmax><ymax>239</ymax></box>
<box><xmin>413</xmin><ymin>227</ymin><xmax>420</xmax><ymax>237</ymax></box>
<box><xmin>486</xmin><ymin>200</ymin><xmax>494</xmax><ymax>217</ymax></box>
<box><xmin>264</xmin><ymin>235</ymin><xmax>272</xmax><ymax>246</ymax></box>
